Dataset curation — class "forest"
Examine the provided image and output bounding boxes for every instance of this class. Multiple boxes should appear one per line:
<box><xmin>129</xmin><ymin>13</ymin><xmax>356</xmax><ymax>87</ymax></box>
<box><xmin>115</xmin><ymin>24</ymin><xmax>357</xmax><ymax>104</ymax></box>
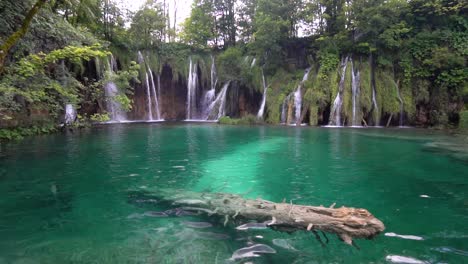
<box><xmin>0</xmin><ymin>0</ymin><xmax>467</xmax><ymax>139</ymax></box>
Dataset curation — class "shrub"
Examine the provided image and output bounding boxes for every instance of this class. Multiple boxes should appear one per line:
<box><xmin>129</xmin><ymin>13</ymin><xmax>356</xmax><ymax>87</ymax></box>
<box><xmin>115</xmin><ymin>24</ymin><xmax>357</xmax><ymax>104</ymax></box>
<box><xmin>459</xmin><ymin>111</ymin><xmax>468</xmax><ymax>130</ymax></box>
<box><xmin>218</xmin><ymin>115</ymin><xmax>260</xmax><ymax>125</ymax></box>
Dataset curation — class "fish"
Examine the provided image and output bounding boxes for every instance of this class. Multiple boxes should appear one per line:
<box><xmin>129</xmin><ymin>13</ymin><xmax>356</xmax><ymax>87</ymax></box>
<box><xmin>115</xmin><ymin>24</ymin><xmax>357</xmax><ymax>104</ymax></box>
<box><xmin>419</xmin><ymin>195</ymin><xmax>430</xmax><ymax>198</ymax></box>
<box><xmin>236</xmin><ymin>222</ymin><xmax>268</xmax><ymax>230</ymax></box>
<box><xmin>230</xmin><ymin>244</ymin><xmax>276</xmax><ymax>260</ymax></box>
<box><xmin>127</xmin><ymin>213</ymin><xmax>143</xmax><ymax>219</ymax></box>
<box><xmin>183</xmin><ymin>221</ymin><xmax>213</xmax><ymax>229</ymax></box>
<box><xmin>173</xmin><ymin>199</ymin><xmax>207</xmax><ymax>206</ymax></box>
<box><xmin>144</xmin><ymin>211</ymin><xmax>168</xmax><ymax>217</ymax></box>
<box><xmin>385</xmin><ymin>255</ymin><xmax>427</xmax><ymax>264</ymax></box>
<box><xmin>432</xmin><ymin>247</ymin><xmax>468</xmax><ymax>257</ymax></box>
<box><xmin>385</xmin><ymin>232</ymin><xmax>424</xmax><ymax>241</ymax></box>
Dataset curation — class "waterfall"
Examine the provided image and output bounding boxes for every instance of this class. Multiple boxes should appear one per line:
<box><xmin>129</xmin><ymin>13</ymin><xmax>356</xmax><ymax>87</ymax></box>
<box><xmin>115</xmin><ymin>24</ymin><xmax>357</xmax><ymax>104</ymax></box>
<box><xmin>110</xmin><ymin>54</ymin><xmax>118</xmax><ymax>72</ymax></box>
<box><xmin>329</xmin><ymin>57</ymin><xmax>349</xmax><ymax>126</ymax></box>
<box><xmin>157</xmin><ymin>74</ymin><xmax>161</xmax><ymax>101</ymax></box>
<box><xmin>144</xmin><ymin>71</ymin><xmax>153</xmax><ymax>120</ymax></box>
<box><xmin>200</xmin><ymin>57</ymin><xmax>218</xmax><ymax>120</ymax></box>
<box><xmin>211</xmin><ymin>56</ymin><xmax>218</xmax><ymax>92</ymax></box>
<box><xmin>251</xmin><ymin>58</ymin><xmax>256</xmax><ymax>68</ymax></box>
<box><xmin>292</xmin><ymin>67</ymin><xmax>312</xmax><ymax>125</ymax></box>
<box><xmin>257</xmin><ymin>69</ymin><xmax>268</xmax><ymax>118</ymax></box>
<box><xmin>394</xmin><ymin>80</ymin><xmax>404</xmax><ymax>126</ymax></box>
<box><xmin>137</xmin><ymin>51</ymin><xmax>163</xmax><ymax>121</ymax></box>
<box><xmin>372</xmin><ymin>84</ymin><xmax>379</xmax><ymax>126</ymax></box>
<box><xmin>206</xmin><ymin>82</ymin><xmax>231</xmax><ymax>120</ymax></box>
<box><xmin>351</xmin><ymin>61</ymin><xmax>361</xmax><ymax>126</ymax></box>
<box><xmin>104</xmin><ymin>81</ymin><xmax>127</xmax><ymax>121</ymax></box>
<box><xmin>64</xmin><ymin>104</ymin><xmax>76</xmax><ymax>125</ymax></box>
<box><xmin>148</xmin><ymin>67</ymin><xmax>161</xmax><ymax>120</ymax></box>
<box><xmin>186</xmin><ymin>58</ymin><xmax>198</xmax><ymax>120</ymax></box>
<box><xmin>281</xmin><ymin>94</ymin><xmax>291</xmax><ymax>123</ymax></box>
<box><xmin>103</xmin><ymin>56</ymin><xmax>127</xmax><ymax>122</ymax></box>
<box><xmin>95</xmin><ymin>57</ymin><xmax>102</xmax><ymax>78</ymax></box>
<box><xmin>202</xmin><ymin>89</ymin><xmax>216</xmax><ymax>119</ymax></box>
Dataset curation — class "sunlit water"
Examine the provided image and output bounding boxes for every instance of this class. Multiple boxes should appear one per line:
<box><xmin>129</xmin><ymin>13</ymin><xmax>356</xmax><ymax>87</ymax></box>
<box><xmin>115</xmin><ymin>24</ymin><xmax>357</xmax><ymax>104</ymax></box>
<box><xmin>0</xmin><ymin>124</ymin><xmax>467</xmax><ymax>263</ymax></box>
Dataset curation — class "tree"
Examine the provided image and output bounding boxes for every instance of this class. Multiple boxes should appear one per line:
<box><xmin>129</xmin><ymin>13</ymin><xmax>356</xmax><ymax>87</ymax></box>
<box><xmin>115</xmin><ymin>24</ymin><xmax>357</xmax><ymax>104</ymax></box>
<box><xmin>181</xmin><ymin>0</ymin><xmax>216</xmax><ymax>48</ymax></box>
<box><xmin>129</xmin><ymin>0</ymin><xmax>167</xmax><ymax>49</ymax></box>
<box><xmin>0</xmin><ymin>0</ymin><xmax>48</xmax><ymax>74</ymax></box>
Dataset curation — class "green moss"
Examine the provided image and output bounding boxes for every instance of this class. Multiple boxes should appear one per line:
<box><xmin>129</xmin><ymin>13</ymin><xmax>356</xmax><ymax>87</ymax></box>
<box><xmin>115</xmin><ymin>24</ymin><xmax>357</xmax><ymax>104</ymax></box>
<box><xmin>265</xmin><ymin>68</ymin><xmax>299</xmax><ymax>124</ymax></box>
<box><xmin>376</xmin><ymin>69</ymin><xmax>400</xmax><ymax>115</ymax></box>
<box><xmin>218</xmin><ymin>115</ymin><xmax>259</xmax><ymax>125</ymax></box>
<box><xmin>309</xmin><ymin>104</ymin><xmax>319</xmax><ymax>126</ymax></box>
<box><xmin>359</xmin><ymin>60</ymin><xmax>373</xmax><ymax>113</ymax></box>
<box><xmin>342</xmin><ymin>60</ymin><xmax>352</xmax><ymax>124</ymax></box>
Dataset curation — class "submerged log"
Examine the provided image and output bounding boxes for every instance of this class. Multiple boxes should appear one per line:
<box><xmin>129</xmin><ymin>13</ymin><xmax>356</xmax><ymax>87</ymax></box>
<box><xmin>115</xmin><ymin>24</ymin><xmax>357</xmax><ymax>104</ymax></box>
<box><xmin>145</xmin><ymin>188</ymin><xmax>385</xmax><ymax>246</ymax></box>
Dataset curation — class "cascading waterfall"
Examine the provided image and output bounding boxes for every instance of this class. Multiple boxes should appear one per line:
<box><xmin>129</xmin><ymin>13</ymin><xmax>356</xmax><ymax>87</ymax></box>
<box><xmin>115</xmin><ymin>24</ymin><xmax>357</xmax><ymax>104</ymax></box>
<box><xmin>104</xmin><ymin>56</ymin><xmax>127</xmax><ymax>122</ymax></box>
<box><xmin>292</xmin><ymin>67</ymin><xmax>312</xmax><ymax>125</ymax></box>
<box><xmin>372</xmin><ymin>84</ymin><xmax>379</xmax><ymax>126</ymax></box>
<box><xmin>329</xmin><ymin>57</ymin><xmax>349</xmax><ymax>126</ymax></box>
<box><xmin>281</xmin><ymin>94</ymin><xmax>291</xmax><ymax>123</ymax></box>
<box><xmin>110</xmin><ymin>54</ymin><xmax>118</xmax><ymax>72</ymax></box>
<box><xmin>104</xmin><ymin>81</ymin><xmax>127</xmax><ymax>121</ymax></box>
<box><xmin>186</xmin><ymin>58</ymin><xmax>198</xmax><ymax>120</ymax></box>
<box><xmin>351</xmin><ymin>61</ymin><xmax>361</xmax><ymax>126</ymax></box>
<box><xmin>64</xmin><ymin>104</ymin><xmax>76</xmax><ymax>124</ymax></box>
<box><xmin>251</xmin><ymin>58</ymin><xmax>256</xmax><ymax>68</ymax></box>
<box><xmin>137</xmin><ymin>51</ymin><xmax>163</xmax><ymax>121</ymax></box>
<box><xmin>202</xmin><ymin>89</ymin><xmax>216</xmax><ymax>119</ymax></box>
<box><xmin>157</xmin><ymin>74</ymin><xmax>161</xmax><ymax>100</ymax></box>
<box><xmin>147</xmin><ymin>67</ymin><xmax>161</xmax><ymax>120</ymax></box>
<box><xmin>257</xmin><ymin>69</ymin><xmax>268</xmax><ymax>118</ymax></box>
<box><xmin>394</xmin><ymin>80</ymin><xmax>404</xmax><ymax>126</ymax></box>
<box><xmin>206</xmin><ymin>82</ymin><xmax>231</xmax><ymax>120</ymax></box>
<box><xmin>201</xmin><ymin>57</ymin><xmax>218</xmax><ymax>120</ymax></box>
<box><xmin>144</xmin><ymin>69</ymin><xmax>154</xmax><ymax>120</ymax></box>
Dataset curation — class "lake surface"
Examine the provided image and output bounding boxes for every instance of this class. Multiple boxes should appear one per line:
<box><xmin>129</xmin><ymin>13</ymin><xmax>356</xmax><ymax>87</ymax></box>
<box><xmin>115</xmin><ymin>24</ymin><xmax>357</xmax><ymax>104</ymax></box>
<box><xmin>0</xmin><ymin>124</ymin><xmax>467</xmax><ymax>263</ymax></box>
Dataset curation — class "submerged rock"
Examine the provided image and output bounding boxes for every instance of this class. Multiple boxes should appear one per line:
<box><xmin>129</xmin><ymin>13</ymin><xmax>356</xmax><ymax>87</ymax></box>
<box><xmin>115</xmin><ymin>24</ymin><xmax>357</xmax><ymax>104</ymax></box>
<box><xmin>385</xmin><ymin>255</ymin><xmax>427</xmax><ymax>264</ymax></box>
<box><xmin>230</xmin><ymin>244</ymin><xmax>276</xmax><ymax>260</ymax></box>
<box><xmin>183</xmin><ymin>221</ymin><xmax>213</xmax><ymax>229</ymax></box>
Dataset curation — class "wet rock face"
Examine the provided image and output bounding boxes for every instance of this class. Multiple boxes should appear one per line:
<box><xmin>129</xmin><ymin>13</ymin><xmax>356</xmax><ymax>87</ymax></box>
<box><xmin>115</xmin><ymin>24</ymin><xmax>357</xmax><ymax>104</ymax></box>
<box><xmin>129</xmin><ymin>64</ymin><xmax>261</xmax><ymax>121</ymax></box>
<box><xmin>226</xmin><ymin>83</ymin><xmax>262</xmax><ymax>118</ymax></box>
<box><xmin>129</xmin><ymin>64</ymin><xmax>188</xmax><ymax>120</ymax></box>
<box><xmin>159</xmin><ymin>64</ymin><xmax>187</xmax><ymax>120</ymax></box>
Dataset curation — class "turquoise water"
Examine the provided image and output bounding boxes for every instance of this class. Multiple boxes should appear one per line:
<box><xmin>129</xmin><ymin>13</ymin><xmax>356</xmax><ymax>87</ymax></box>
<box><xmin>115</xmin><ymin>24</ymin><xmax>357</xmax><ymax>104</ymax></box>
<box><xmin>0</xmin><ymin>124</ymin><xmax>467</xmax><ymax>263</ymax></box>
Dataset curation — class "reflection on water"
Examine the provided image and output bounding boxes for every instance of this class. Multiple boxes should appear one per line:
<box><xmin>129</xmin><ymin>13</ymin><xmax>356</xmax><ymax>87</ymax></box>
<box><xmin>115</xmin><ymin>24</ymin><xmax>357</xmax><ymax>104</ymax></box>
<box><xmin>0</xmin><ymin>124</ymin><xmax>466</xmax><ymax>263</ymax></box>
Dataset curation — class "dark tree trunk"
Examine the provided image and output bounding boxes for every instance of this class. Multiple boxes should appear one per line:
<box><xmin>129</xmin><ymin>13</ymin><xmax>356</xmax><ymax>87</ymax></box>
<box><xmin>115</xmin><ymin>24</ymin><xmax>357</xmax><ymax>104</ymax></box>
<box><xmin>0</xmin><ymin>0</ymin><xmax>48</xmax><ymax>74</ymax></box>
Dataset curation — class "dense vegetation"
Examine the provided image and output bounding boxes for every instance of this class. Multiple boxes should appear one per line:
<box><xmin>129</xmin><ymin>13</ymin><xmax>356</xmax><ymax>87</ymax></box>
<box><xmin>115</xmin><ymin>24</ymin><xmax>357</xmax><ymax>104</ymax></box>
<box><xmin>0</xmin><ymin>0</ymin><xmax>467</xmax><ymax>139</ymax></box>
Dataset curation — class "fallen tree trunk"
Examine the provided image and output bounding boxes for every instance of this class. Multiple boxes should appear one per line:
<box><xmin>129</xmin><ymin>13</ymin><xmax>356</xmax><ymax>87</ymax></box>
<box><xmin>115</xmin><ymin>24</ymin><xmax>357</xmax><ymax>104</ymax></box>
<box><xmin>143</xmin><ymin>188</ymin><xmax>385</xmax><ymax>246</ymax></box>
